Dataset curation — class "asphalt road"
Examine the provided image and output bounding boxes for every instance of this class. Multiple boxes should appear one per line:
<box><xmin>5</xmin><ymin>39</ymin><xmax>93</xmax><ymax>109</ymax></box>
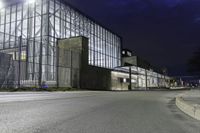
<box><xmin>0</xmin><ymin>91</ymin><xmax>200</xmax><ymax>133</ymax></box>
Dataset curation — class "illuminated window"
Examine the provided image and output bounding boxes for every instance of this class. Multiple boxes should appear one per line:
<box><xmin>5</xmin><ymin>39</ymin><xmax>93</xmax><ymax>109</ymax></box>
<box><xmin>131</xmin><ymin>79</ymin><xmax>136</xmax><ymax>83</ymax></box>
<box><xmin>21</xmin><ymin>51</ymin><xmax>26</xmax><ymax>61</ymax></box>
<box><xmin>0</xmin><ymin>0</ymin><xmax>122</xmax><ymax>82</ymax></box>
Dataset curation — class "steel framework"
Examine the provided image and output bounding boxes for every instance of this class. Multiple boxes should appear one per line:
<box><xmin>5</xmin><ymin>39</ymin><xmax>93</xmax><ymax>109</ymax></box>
<box><xmin>0</xmin><ymin>0</ymin><xmax>122</xmax><ymax>86</ymax></box>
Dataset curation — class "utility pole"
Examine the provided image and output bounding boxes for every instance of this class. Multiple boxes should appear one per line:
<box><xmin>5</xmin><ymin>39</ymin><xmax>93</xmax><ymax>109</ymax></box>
<box><xmin>129</xmin><ymin>66</ymin><xmax>132</xmax><ymax>90</ymax></box>
<box><xmin>56</xmin><ymin>39</ymin><xmax>60</xmax><ymax>88</ymax></box>
<box><xmin>145</xmin><ymin>69</ymin><xmax>148</xmax><ymax>91</ymax></box>
<box><xmin>38</xmin><ymin>41</ymin><xmax>43</xmax><ymax>88</ymax></box>
<box><xmin>137</xmin><ymin>66</ymin><xmax>139</xmax><ymax>88</ymax></box>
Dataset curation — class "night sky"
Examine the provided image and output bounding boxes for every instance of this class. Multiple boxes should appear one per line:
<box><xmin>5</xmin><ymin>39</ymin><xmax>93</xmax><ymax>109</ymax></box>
<box><xmin>6</xmin><ymin>0</ymin><xmax>200</xmax><ymax>76</ymax></box>
<box><xmin>66</xmin><ymin>0</ymin><xmax>200</xmax><ymax>76</ymax></box>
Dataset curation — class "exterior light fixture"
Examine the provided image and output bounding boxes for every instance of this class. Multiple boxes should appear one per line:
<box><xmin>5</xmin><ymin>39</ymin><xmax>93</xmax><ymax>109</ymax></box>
<box><xmin>123</xmin><ymin>78</ymin><xmax>127</xmax><ymax>83</ymax></box>
<box><xmin>0</xmin><ymin>1</ymin><xmax>4</xmax><ymax>9</ymax></box>
<box><xmin>26</xmin><ymin>0</ymin><xmax>36</xmax><ymax>5</ymax></box>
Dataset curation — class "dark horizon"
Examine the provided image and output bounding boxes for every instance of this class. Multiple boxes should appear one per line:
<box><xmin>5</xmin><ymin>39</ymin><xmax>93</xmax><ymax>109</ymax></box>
<box><xmin>65</xmin><ymin>0</ymin><xmax>200</xmax><ymax>76</ymax></box>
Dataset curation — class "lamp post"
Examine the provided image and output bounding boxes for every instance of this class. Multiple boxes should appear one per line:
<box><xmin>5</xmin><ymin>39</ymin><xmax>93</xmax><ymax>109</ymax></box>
<box><xmin>145</xmin><ymin>69</ymin><xmax>148</xmax><ymax>90</ymax></box>
<box><xmin>129</xmin><ymin>66</ymin><xmax>132</xmax><ymax>91</ymax></box>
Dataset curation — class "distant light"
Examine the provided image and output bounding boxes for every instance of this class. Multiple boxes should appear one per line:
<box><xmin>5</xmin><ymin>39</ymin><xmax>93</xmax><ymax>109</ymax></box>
<box><xmin>123</xmin><ymin>78</ymin><xmax>127</xmax><ymax>83</ymax></box>
<box><xmin>131</xmin><ymin>79</ymin><xmax>136</xmax><ymax>83</ymax></box>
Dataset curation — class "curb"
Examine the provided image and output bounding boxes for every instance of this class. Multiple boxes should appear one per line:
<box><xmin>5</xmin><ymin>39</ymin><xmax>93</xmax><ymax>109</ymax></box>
<box><xmin>175</xmin><ymin>97</ymin><xmax>200</xmax><ymax>121</ymax></box>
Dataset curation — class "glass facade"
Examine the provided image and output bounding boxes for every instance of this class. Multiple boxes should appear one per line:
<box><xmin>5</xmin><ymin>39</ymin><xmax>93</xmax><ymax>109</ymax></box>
<box><xmin>112</xmin><ymin>66</ymin><xmax>169</xmax><ymax>90</ymax></box>
<box><xmin>0</xmin><ymin>0</ymin><xmax>121</xmax><ymax>82</ymax></box>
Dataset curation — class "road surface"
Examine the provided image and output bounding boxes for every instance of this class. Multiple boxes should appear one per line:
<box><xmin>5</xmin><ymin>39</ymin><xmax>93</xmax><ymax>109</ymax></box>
<box><xmin>0</xmin><ymin>91</ymin><xmax>200</xmax><ymax>133</ymax></box>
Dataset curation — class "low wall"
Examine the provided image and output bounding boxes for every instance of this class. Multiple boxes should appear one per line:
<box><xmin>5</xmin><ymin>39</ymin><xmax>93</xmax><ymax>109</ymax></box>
<box><xmin>176</xmin><ymin>97</ymin><xmax>200</xmax><ymax>120</ymax></box>
<box><xmin>80</xmin><ymin>66</ymin><xmax>111</xmax><ymax>90</ymax></box>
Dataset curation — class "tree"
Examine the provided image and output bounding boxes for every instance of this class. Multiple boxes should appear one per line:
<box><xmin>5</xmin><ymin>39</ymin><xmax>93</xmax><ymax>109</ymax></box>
<box><xmin>188</xmin><ymin>48</ymin><xmax>200</xmax><ymax>75</ymax></box>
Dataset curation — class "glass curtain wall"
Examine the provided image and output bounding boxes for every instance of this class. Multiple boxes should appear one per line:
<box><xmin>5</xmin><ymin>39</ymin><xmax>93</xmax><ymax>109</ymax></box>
<box><xmin>0</xmin><ymin>0</ymin><xmax>121</xmax><ymax>84</ymax></box>
<box><xmin>48</xmin><ymin>0</ymin><xmax>121</xmax><ymax>69</ymax></box>
<box><xmin>113</xmin><ymin>66</ymin><xmax>168</xmax><ymax>89</ymax></box>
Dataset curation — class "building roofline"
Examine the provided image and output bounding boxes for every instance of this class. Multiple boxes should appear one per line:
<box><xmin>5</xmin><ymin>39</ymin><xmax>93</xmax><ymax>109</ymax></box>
<box><xmin>4</xmin><ymin>0</ymin><xmax>122</xmax><ymax>40</ymax></box>
<box><xmin>60</xmin><ymin>0</ymin><xmax>122</xmax><ymax>39</ymax></box>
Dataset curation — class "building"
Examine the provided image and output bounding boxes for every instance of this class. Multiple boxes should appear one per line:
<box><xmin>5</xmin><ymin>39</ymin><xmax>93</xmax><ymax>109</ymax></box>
<box><xmin>111</xmin><ymin>49</ymin><xmax>170</xmax><ymax>90</ymax></box>
<box><xmin>0</xmin><ymin>0</ymin><xmax>170</xmax><ymax>90</ymax></box>
<box><xmin>122</xmin><ymin>49</ymin><xmax>133</xmax><ymax>57</ymax></box>
<box><xmin>0</xmin><ymin>0</ymin><xmax>121</xmax><ymax>88</ymax></box>
<box><xmin>0</xmin><ymin>52</ymin><xmax>14</xmax><ymax>88</ymax></box>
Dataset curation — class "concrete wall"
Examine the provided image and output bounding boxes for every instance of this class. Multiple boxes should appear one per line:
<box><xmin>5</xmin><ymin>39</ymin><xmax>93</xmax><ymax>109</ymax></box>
<box><xmin>122</xmin><ymin>56</ymin><xmax>137</xmax><ymax>66</ymax></box>
<box><xmin>78</xmin><ymin>37</ymin><xmax>111</xmax><ymax>90</ymax></box>
<box><xmin>80</xmin><ymin>66</ymin><xmax>111</xmax><ymax>90</ymax></box>
<box><xmin>57</xmin><ymin>36</ymin><xmax>111</xmax><ymax>90</ymax></box>
<box><xmin>57</xmin><ymin>37</ymin><xmax>82</xmax><ymax>88</ymax></box>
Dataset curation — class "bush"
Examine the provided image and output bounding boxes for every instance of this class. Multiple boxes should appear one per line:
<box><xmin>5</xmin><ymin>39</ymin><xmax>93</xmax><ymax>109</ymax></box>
<box><xmin>39</xmin><ymin>87</ymin><xmax>79</xmax><ymax>92</ymax></box>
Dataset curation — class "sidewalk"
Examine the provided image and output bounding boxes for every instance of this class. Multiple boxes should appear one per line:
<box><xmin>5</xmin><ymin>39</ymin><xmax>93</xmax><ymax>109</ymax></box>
<box><xmin>176</xmin><ymin>89</ymin><xmax>200</xmax><ymax>120</ymax></box>
<box><xmin>182</xmin><ymin>90</ymin><xmax>200</xmax><ymax>105</ymax></box>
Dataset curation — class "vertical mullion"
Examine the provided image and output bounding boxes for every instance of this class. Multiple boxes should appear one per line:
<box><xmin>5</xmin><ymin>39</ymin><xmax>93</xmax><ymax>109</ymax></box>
<box><xmin>14</xmin><ymin>4</ymin><xmax>18</xmax><ymax>60</ymax></box>
<box><xmin>69</xmin><ymin>7</ymin><xmax>72</xmax><ymax>37</ymax></box>
<box><xmin>74</xmin><ymin>12</ymin><xmax>77</xmax><ymax>36</ymax></box>
<box><xmin>64</xmin><ymin>6</ymin><xmax>67</xmax><ymax>38</ymax></box>
<box><xmin>93</xmin><ymin>22</ymin><xmax>95</xmax><ymax>66</ymax></box>
<box><xmin>47</xmin><ymin>0</ymin><xmax>50</xmax><ymax>80</ymax></box>
<box><xmin>53</xmin><ymin>0</ymin><xmax>56</xmax><ymax>40</ymax></box>
<box><xmin>96</xmin><ymin>24</ymin><xmax>98</xmax><ymax>66</ymax></box>
<box><xmin>79</xmin><ymin>14</ymin><xmax>81</xmax><ymax>35</ymax></box>
<box><xmin>26</xmin><ymin>3</ymin><xmax>30</xmax><ymax>80</ymax></box>
<box><xmin>8</xmin><ymin>7</ymin><xmax>12</xmax><ymax>48</ymax></box>
<box><xmin>111</xmin><ymin>34</ymin><xmax>114</xmax><ymax>68</ymax></box>
<box><xmin>53</xmin><ymin>0</ymin><xmax>56</xmax><ymax>80</ymax></box>
<box><xmin>39</xmin><ymin>0</ymin><xmax>44</xmax><ymax>86</ymax></box>
<box><xmin>104</xmin><ymin>30</ymin><xmax>107</xmax><ymax>68</ymax></box>
<box><xmin>3</xmin><ymin>8</ymin><xmax>6</xmax><ymax>49</ymax></box>
<box><xmin>59</xmin><ymin>0</ymin><xmax>61</xmax><ymax>38</ymax></box>
<box><xmin>21</xmin><ymin>3</ymin><xmax>23</xmax><ymax>50</ymax></box>
<box><xmin>83</xmin><ymin>16</ymin><xmax>85</xmax><ymax>36</ymax></box>
<box><xmin>89</xmin><ymin>20</ymin><xmax>91</xmax><ymax>65</ymax></box>
<box><xmin>32</xmin><ymin>1</ymin><xmax>36</xmax><ymax>81</ymax></box>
